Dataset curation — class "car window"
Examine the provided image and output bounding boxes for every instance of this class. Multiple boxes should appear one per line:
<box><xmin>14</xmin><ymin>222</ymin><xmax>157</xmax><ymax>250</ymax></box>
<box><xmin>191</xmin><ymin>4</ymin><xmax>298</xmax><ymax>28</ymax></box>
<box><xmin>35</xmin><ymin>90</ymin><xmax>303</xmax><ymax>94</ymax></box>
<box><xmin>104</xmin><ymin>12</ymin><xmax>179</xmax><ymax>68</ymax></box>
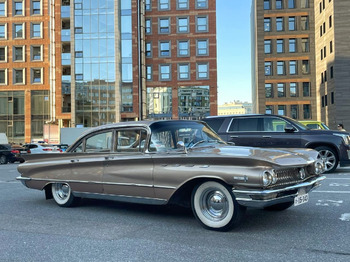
<box><xmin>151</xmin><ymin>130</ymin><xmax>174</xmax><ymax>151</ymax></box>
<box><xmin>72</xmin><ymin>142</ymin><xmax>83</xmax><ymax>153</ymax></box>
<box><xmin>229</xmin><ymin>118</ymin><xmax>259</xmax><ymax>132</ymax></box>
<box><xmin>263</xmin><ymin>118</ymin><xmax>290</xmax><ymax>132</ymax></box>
<box><xmin>85</xmin><ymin>131</ymin><xmax>113</xmax><ymax>153</ymax></box>
<box><xmin>203</xmin><ymin>118</ymin><xmax>225</xmax><ymax>133</ymax></box>
<box><xmin>306</xmin><ymin>124</ymin><xmax>320</xmax><ymax>129</ymax></box>
<box><xmin>116</xmin><ymin>129</ymin><xmax>147</xmax><ymax>152</ymax></box>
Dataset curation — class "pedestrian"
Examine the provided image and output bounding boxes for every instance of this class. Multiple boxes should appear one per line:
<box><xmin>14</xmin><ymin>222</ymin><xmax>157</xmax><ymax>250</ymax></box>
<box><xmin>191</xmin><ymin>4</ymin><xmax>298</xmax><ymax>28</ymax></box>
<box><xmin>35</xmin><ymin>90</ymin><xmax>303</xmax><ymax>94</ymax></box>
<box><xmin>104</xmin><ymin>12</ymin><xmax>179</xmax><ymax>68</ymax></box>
<box><xmin>337</xmin><ymin>123</ymin><xmax>346</xmax><ymax>131</ymax></box>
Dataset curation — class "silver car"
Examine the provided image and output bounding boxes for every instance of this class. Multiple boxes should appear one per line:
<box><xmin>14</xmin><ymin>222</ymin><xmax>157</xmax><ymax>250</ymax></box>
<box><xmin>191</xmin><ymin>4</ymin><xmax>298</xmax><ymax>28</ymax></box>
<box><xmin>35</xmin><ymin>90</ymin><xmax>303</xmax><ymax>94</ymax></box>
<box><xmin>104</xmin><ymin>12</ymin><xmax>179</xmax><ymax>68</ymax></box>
<box><xmin>17</xmin><ymin>120</ymin><xmax>326</xmax><ymax>231</ymax></box>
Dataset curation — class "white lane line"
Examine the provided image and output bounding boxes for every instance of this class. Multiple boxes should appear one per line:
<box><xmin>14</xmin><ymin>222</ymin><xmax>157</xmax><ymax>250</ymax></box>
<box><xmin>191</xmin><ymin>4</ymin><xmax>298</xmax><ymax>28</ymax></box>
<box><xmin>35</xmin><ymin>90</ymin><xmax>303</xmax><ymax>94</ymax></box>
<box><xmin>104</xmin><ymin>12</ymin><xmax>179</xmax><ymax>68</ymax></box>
<box><xmin>325</xmin><ymin>178</ymin><xmax>350</xmax><ymax>180</ymax></box>
<box><xmin>314</xmin><ymin>191</ymin><xmax>350</xmax><ymax>193</ymax></box>
<box><xmin>316</xmin><ymin>200</ymin><xmax>343</xmax><ymax>207</ymax></box>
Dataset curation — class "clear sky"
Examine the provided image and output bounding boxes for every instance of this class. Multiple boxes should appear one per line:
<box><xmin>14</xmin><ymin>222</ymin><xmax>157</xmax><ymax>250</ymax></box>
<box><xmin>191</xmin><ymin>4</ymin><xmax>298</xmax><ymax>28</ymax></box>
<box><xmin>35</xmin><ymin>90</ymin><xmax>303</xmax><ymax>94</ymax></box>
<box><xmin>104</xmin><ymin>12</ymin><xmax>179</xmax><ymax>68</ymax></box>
<box><xmin>216</xmin><ymin>0</ymin><xmax>252</xmax><ymax>105</ymax></box>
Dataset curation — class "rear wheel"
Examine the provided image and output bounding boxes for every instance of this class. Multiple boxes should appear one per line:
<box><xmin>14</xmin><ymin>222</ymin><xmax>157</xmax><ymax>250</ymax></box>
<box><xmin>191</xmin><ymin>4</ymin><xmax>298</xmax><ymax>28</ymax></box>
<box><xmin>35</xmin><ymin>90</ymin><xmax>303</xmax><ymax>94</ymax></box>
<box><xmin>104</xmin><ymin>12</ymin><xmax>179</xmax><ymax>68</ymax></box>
<box><xmin>51</xmin><ymin>183</ymin><xmax>78</xmax><ymax>207</ymax></box>
<box><xmin>0</xmin><ymin>155</ymin><xmax>7</xmax><ymax>164</ymax></box>
<box><xmin>315</xmin><ymin>146</ymin><xmax>338</xmax><ymax>173</ymax></box>
<box><xmin>264</xmin><ymin>201</ymin><xmax>294</xmax><ymax>211</ymax></box>
<box><xmin>191</xmin><ymin>181</ymin><xmax>245</xmax><ymax>231</ymax></box>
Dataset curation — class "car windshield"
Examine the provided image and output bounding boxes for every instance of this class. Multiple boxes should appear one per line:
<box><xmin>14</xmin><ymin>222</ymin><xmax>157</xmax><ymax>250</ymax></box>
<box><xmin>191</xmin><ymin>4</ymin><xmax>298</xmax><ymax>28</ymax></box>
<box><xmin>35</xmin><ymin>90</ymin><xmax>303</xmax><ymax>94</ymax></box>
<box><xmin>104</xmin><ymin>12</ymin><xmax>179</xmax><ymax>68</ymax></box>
<box><xmin>149</xmin><ymin>121</ymin><xmax>225</xmax><ymax>151</ymax></box>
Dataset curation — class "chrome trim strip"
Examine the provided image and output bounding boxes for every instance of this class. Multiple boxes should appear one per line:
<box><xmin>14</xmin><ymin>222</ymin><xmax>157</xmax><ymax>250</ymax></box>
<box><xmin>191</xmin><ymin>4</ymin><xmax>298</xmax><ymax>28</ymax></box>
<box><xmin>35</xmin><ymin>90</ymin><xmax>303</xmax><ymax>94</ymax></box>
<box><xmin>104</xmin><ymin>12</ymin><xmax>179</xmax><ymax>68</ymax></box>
<box><xmin>72</xmin><ymin>192</ymin><xmax>167</xmax><ymax>205</ymax></box>
<box><xmin>18</xmin><ymin>177</ymin><xmax>177</xmax><ymax>190</ymax></box>
<box><xmin>232</xmin><ymin>176</ymin><xmax>326</xmax><ymax>195</ymax></box>
<box><xmin>16</xmin><ymin>176</ymin><xmax>31</xmax><ymax>181</ymax></box>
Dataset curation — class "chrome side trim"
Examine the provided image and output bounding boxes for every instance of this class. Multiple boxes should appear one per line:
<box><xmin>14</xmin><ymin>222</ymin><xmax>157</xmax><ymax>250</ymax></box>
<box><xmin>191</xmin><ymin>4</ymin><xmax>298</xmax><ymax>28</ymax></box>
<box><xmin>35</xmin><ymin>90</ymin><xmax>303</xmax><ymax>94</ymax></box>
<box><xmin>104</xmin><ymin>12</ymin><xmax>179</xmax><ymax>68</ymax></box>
<box><xmin>72</xmin><ymin>192</ymin><xmax>167</xmax><ymax>205</ymax></box>
<box><xmin>16</xmin><ymin>176</ymin><xmax>31</xmax><ymax>181</ymax></box>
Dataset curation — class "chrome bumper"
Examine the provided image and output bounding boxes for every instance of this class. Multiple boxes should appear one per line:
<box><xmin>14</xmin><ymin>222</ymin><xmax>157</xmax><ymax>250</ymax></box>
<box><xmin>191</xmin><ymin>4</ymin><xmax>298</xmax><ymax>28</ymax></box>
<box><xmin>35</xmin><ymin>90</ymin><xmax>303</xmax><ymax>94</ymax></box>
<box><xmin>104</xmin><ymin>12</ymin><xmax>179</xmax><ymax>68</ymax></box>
<box><xmin>232</xmin><ymin>176</ymin><xmax>326</xmax><ymax>208</ymax></box>
<box><xmin>16</xmin><ymin>176</ymin><xmax>31</xmax><ymax>187</ymax></box>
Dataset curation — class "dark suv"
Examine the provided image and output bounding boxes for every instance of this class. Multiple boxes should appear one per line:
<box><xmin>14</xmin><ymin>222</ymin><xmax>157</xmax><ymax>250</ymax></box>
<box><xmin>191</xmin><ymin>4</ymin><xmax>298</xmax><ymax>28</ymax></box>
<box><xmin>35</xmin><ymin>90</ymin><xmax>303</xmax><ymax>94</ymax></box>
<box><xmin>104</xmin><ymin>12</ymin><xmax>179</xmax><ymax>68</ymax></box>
<box><xmin>203</xmin><ymin>114</ymin><xmax>350</xmax><ymax>173</ymax></box>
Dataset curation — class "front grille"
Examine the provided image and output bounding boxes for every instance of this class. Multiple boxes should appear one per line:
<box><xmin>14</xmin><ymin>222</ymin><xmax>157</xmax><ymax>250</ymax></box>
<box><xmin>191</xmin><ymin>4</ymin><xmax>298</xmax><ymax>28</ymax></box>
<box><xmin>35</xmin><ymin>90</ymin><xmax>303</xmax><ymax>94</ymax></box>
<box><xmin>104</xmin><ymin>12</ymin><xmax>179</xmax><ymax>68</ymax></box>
<box><xmin>271</xmin><ymin>166</ymin><xmax>314</xmax><ymax>187</ymax></box>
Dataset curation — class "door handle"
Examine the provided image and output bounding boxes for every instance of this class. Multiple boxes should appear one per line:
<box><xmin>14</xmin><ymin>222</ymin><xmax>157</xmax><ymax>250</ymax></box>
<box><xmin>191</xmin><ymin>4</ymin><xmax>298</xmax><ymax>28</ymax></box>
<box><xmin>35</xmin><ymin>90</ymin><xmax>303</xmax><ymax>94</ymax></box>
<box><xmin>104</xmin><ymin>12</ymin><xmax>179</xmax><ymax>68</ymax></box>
<box><xmin>262</xmin><ymin>136</ymin><xmax>272</xmax><ymax>138</ymax></box>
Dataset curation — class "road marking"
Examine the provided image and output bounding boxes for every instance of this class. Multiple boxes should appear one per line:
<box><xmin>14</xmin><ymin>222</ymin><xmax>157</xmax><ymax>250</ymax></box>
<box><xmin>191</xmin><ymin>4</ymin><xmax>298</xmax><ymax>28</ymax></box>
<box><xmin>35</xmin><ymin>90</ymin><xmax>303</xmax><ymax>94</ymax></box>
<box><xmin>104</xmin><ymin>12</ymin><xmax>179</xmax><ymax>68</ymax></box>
<box><xmin>340</xmin><ymin>214</ymin><xmax>350</xmax><ymax>222</ymax></box>
<box><xmin>329</xmin><ymin>183</ymin><xmax>350</xmax><ymax>187</ymax></box>
<box><xmin>314</xmin><ymin>191</ymin><xmax>350</xmax><ymax>193</ymax></box>
<box><xmin>316</xmin><ymin>200</ymin><xmax>343</xmax><ymax>207</ymax></box>
<box><xmin>325</xmin><ymin>178</ymin><xmax>350</xmax><ymax>180</ymax></box>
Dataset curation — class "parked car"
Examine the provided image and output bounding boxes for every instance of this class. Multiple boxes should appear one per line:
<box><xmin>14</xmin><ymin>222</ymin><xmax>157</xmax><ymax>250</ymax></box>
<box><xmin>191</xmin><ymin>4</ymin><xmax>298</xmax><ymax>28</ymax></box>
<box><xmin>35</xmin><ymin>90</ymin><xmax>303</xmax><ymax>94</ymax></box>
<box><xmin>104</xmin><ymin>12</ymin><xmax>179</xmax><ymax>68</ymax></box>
<box><xmin>0</xmin><ymin>144</ymin><xmax>12</xmax><ymax>164</ymax></box>
<box><xmin>22</xmin><ymin>143</ymin><xmax>62</xmax><ymax>154</ymax></box>
<box><xmin>9</xmin><ymin>145</ymin><xmax>26</xmax><ymax>163</ymax></box>
<box><xmin>17</xmin><ymin>120</ymin><xmax>326</xmax><ymax>231</ymax></box>
<box><xmin>52</xmin><ymin>144</ymin><xmax>69</xmax><ymax>152</ymax></box>
<box><xmin>299</xmin><ymin>120</ymin><xmax>329</xmax><ymax>130</ymax></box>
<box><xmin>203</xmin><ymin>114</ymin><xmax>350</xmax><ymax>173</ymax></box>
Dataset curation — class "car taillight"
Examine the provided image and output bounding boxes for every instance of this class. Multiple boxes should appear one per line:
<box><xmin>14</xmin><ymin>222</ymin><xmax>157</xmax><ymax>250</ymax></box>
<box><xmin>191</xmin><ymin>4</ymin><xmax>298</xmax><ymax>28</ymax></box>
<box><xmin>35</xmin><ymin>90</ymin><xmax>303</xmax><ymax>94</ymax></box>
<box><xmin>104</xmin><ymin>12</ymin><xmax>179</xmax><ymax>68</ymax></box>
<box><xmin>27</xmin><ymin>149</ymin><xmax>31</xmax><ymax>153</ymax></box>
<box><xmin>43</xmin><ymin>148</ymin><xmax>52</xmax><ymax>151</ymax></box>
<box><xmin>11</xmin><ymin>150</ymin><xmax>20</xmax><ymax>154</ymax></box>
<box><xmin>58</xmin><ymin>149</ymin><xmax>63</xmax><ymax>153</ymax></box>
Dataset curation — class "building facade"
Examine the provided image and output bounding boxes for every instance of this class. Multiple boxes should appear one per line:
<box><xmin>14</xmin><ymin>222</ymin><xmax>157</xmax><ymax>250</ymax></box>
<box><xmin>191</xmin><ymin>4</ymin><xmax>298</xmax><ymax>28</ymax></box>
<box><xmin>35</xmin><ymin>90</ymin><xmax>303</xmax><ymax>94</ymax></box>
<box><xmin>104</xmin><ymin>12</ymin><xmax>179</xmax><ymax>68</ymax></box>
<box><xmin>1</xmin><ymin>0</ymin><xmax>217</xmax><ymax>144</ymax></box>
<box><xmin>315</xmin><ymin>0</ymin><xmax>350</xmax><ymax>129</ymax></box>
<box><xmin>218</xmin><ymin>101</ymin><xmax>253</xmax><ymax>115</ymax></box>
<box><xmin>252</xmin><ymin>0</ymin><xmax>317</xmax><ymax>121</ymax></box>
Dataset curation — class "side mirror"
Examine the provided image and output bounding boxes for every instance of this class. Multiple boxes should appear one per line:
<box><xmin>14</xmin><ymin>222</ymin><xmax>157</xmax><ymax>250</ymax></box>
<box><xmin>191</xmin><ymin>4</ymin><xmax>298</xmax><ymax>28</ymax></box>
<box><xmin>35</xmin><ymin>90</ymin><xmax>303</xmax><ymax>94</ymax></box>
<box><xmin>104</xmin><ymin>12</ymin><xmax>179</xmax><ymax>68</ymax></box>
<box><xmin>285</xmin><ymin>125</ymin><xmax>296</xmax><ymax>133</ymax></box>
<box><xmin>176</xmin><ymin>141</ymin><xmax>187</xmax><ymax>153</ymax></box>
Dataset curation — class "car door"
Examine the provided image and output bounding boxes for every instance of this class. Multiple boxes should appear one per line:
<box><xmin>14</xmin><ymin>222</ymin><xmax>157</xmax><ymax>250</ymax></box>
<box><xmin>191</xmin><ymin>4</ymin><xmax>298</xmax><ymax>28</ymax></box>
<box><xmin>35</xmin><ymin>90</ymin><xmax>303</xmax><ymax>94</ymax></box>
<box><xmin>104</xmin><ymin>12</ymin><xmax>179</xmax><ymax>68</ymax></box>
<box><xmin>226</xmin><ymin>117</ymin><xmax>263</xmax><ymax>147</ymax></box>
<box><xmin>68</xmin><ymin>130</ymin><xmax>114</xmax><ymax>194</ymax></box>
<box><xmin>102</xmin><ymin>128</ymin><xmax>155</xmax><ymax>200</ymax></box>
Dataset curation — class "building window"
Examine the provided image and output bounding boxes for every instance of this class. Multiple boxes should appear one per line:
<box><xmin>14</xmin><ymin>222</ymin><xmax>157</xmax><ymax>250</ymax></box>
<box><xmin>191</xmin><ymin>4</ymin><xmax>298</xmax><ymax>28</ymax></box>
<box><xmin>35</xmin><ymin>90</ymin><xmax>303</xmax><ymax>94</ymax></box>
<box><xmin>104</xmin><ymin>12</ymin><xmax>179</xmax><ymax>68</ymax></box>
<box><xmin>159</xmin><ymin>18</ymin><xmax>170</xmax><ymax>34</ymax></box>
<box><xmin>321</xmin><ymin>72</ymin><xmax>324</xmax><ymax>83</ymax></box>
<box><xmin>31</xmin><ymin>45</ymin><xmax>42</xmax><ymax>61</ymax></box>
<box><xmin>277</xmin><ymin>83</ymin><xmax>285</xmax><ymax>97</ymax></box>
<box><xmin>145</xmin><ymin>19</ymin><xmax>152</xmax><ymax>34</ymax></box>
<box><xmin>177</xmin><ymin>0</ymin><xmax>188</xmax><ymax>9</ymax></box>
<box><xmin>278</xmin><ymin>105</ymin><xmax>286</xmax><ymax>116</ymax></box>
<box><xmin>289</xmin><ymin>38</ymin><xmax>296</xmax><ymax>53</ymax></box>
<box><xmin>31</xmin><ymin>0</ymin><xmax>41</xmax><ymax>15</ymax></box>
<box><xmin>0</xmin><ymin>46</ymin><xmax>6</xmax><ymax>62</ymax></box>
<box><xmin>301</xmin><ymin>0</ymin><xmax>309</xmax><ymax>8</ymax></box>
<box><xmin>330</xmin><ymin>41</ymin><xmax>333</xmax><ymax>53</ymax></box>
<box><xmin>324</xmin><ymin>70</ymin><xmax>327</xmax><ymax>82</ymax></box>
<box><xmin>264</xmin><ymin>40</ymin><xmax>271</xmax><ymax>54</ymax></box>
<box><xmin>196</xmin><ymin>0</ymin><xmax>208</xmax><ymax>9</ymax></box>
<box><xmin>14</xmin><ymin>0</ymin><xmax>24</xmax><ymax>15</ymax></box>
<box><xmin>303</xmin><ymin>82</ymin><xmax>310</xmax><ymax>97</ymax></box>
<box><xmin>290</xmin><ymin>83</ymin><xmax>297</xmax><ymax>97</ymax></box>
<box><xmin>290</xmin><ymin>105</ymin><xmax>298</xmax><ymax>119</ymax></box>
<box><xmin>159</xmin><ymin>41</ymin><xmax>171</xmax><ymax>57</ymax></box>
<box><xmin>265</xmin><ymin>83</ymin><xmax>273</xmax><ymax>98</ymax></box>
<box><xmin>178</xmin><ymin>63</ymin><xmax>190</xmax><ymax>80</ymax></box>
<box><xmin>146</xmin><ymin>65</ymin><xmax>152</xmax><ymax>81</ymax></box>
<box><xmin>276</xmin><ymin>39</ymin><xmax>284</xmax><ymax>53</ymax></box>
<box><xmin>0</xmin><ymin>1</ymin><xmax>6</xmax><ymax>16</ymax></box>
<box><xmin>197</xmin><ymin>39</ymin><xmax>208</xmax><ymax>56</ymax></box>
<box><xmin>0</xmin><ymin>23</ymin><xmax>6</xmax><ymax>39</ymax></box>
<box><xmin>329</xmin><ymin>15</ymin><xmax>332</xmax><ymax>28</ymax></box>
<box><xmin>288</xmin><ymin>0</ymin><xmax>295</xmax><ymax>8</ymax></box>
<box><xmin>324</xmin><ymin>46</ymin><xmax>327</xmax><ymax>58</ymax></box>
<box><xmin>331</xmin><ymin>92</ymin><xmax>334</xmax><ymax>104</ymax></box>
<box><xmin>14</xmin><ymin>23</ymin><xmax>24</xmax><ymax>39</ymax></box>
<box><xmin>197</xmin><ymin>63</ymin><xmax>209</xmax><ymax>79</ymax></box>
<box><xmin>303</xmin><ymin>104</ymin><xmax>311</xmax><ymax>119</ymax></box>
<box><xmin>159</xmin><ymin>64</ymin><xmax>171</xmax><ymax>81</ymax></box>
<box><xmin>301</xmin><ymin>38</ymin><xmax>309</xmax><ymax>52</ymax></box>
<box><xmin>264</xmin><ymin>18</ymin><xmax>271</xmax><ymax>32</ymax></box>
<box><xmin>265</xmin><ymin>61</ymin><xmax>272</xmax><ymax>76</ymax></box>
<box><xmin>301</xmin><ymin>16</ymin><xmax>309</xmax><ymax>30</ymax></box>
<box><xmin>330</xmin><ymin>66</ymin><xmax>333</xmax><ymax>78</ymax></box>
<box><xmin>145</xmin><ymin>0</ymin><xmax>151</xmax><ymax>11</ymax></box>
<box><xmin>289</xmin><ymin>61</ymin><xmax>297</xmax><ymax>75</ymax></box>
<box><xmin>276</xmin><ymin>17</ymin><xmax>283</xmax><ymax>31</ymax></box>
<box><xmin>31</xmin><ymin>68</ymin><xmax>43</xmax><ymax>84</ymax></box>
<box><xmin>177</xmin><ymin>17</ymin><xmax>189</xmax><ymax>33</ymax></box>
<box><xmin>14</xmin><ymin>68</ymin><xmax>25</xmax><ymax>84</ymax></box>
<box><xmin>13</xmin><ymin>46</ymin><xmax>24</xmax><ymax>61</ymax></box>
<box><xmin>31</xmin><ymin>22</ymin><xmax>42</xmax><ymax>38</ymax></box>
<box><xmin>288</xmin><ymin>17</ymin><xmax>296</xmax><ymax>31</ymax></box>
<box><xmin>266</xmin><ymin>105</ymin><xmax>273</xmax><ymax>114</ymax></box>
<box><xmin>264</xmin><ymin>0</ymin><xmax>270</xmax><ymax>10</ymax></box>
<box><xmin>323</xmin><ymin>22</ymin><xmax>326</xmax><ymax>34</ymax></box>
<box><xmin>276</xmin><ymin>0</ymin><xmax>283</xmax><ymax>9</ymax></box>
<box><xmin>178</xmin><ymin>40</ymin><xmax>189</xmax><ymax>57</ymax></box>
<box><xmin>159</xmin><ymin>0</ymin><xmax>170</xmax><ymax>10</ymax></box>
<box><xmin>277</xmin><ymin>61</ymin><xmax>285</xmax><ymax>75</ymax></box>
<box><xmin>302</xmin><ymin>60</ymin><xmax>309</xmax><ymax>74</ymax></box>
<box><xmin>145</xmin><ymin>42</ymin><xmax>152</xmax><ymax>58</ymax></box>
<box><xmin>0</xmin><ymin>68</ymin><xmax>6</xmax><ymax>84</ymax></box>
<box><xmin>196</xmin><ymin>16</ymin><xmax>208</xmax><ymax>32</ymax></box>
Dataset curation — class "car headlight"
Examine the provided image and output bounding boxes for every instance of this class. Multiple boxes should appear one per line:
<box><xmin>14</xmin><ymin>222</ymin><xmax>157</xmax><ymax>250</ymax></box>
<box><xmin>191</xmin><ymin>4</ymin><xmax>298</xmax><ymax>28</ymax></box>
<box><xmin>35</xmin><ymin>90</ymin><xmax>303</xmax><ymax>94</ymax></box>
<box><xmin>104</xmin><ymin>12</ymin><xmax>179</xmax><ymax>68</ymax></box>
<box><xmin>314</xmin><ymin>160</ymin><xmax>325</xmax><ymax>175</ymax></box>
<box><xmin>263</xmin><ymin>170</ymin><xmax>277</xmax><ymax>187</ymax></box>
<box><xmin>333</xmin><ymin>133</ymin><xmax>350</xmax><ymax>145</ymax></box>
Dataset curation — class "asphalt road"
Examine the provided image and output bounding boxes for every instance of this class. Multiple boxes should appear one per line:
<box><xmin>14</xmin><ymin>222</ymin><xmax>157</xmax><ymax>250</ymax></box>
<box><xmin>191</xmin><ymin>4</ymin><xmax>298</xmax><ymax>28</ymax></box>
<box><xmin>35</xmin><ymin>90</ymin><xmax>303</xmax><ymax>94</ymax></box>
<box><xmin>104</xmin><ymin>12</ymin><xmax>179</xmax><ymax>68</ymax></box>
<box><xmin>1</xmin><ymin>163</ymin><xmax>349</xmax><ymax>262</ymax></box>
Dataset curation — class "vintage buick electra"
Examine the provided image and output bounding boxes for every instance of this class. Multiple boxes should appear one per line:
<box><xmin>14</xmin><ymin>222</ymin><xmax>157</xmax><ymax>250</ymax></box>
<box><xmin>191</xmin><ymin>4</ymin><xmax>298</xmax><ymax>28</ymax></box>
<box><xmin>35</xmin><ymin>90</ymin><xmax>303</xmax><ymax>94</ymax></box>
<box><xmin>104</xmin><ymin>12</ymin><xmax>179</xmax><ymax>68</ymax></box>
<box><xmin>17</xmin><ymin>120</ymin><xmax>326</xmax><ymax>231</ymax></box>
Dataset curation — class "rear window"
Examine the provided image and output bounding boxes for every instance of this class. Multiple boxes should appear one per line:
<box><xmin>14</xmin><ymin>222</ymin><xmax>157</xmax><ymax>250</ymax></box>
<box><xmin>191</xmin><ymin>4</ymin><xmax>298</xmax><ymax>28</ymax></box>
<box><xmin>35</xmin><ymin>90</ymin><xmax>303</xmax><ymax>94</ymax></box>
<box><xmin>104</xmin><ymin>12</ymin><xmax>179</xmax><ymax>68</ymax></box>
<box><xmin>203</xmin><ymin>118</ymin><xmax>225</xmax><ymax>133</ymax></box>
<box><xmin>229</xmin><ymin>118</ymin><xmax>259</xmax><ymax>132</ymax></box>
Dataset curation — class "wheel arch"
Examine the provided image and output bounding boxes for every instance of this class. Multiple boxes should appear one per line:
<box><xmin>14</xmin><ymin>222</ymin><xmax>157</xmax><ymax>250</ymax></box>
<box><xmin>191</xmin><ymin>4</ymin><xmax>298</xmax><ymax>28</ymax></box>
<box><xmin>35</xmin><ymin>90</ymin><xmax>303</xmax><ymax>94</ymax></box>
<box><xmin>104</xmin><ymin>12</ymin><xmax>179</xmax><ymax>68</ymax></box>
<box><xmin>44</xmin><ymin>183</ymin><xmax>53</xmax><ymax>200</ymax></box>
<box><xmin>307</xmin><ymin>142</ymin><xmax>339</xmax><ymax>158</ymax></box>
<box><xmin>168</xmin><ymin>177</ymin><xmax>230</xmax><ymax>208</ymax></box>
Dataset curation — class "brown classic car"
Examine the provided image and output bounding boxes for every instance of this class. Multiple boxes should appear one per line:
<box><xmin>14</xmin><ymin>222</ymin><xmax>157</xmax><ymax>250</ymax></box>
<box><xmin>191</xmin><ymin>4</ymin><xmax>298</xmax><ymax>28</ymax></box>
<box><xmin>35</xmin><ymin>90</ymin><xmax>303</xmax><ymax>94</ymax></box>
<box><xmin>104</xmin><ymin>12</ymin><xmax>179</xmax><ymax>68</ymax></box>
<box><xmin>17</xmin><ymin>120</ymin><xmax>326</xmax><ymax>231</ymax></box>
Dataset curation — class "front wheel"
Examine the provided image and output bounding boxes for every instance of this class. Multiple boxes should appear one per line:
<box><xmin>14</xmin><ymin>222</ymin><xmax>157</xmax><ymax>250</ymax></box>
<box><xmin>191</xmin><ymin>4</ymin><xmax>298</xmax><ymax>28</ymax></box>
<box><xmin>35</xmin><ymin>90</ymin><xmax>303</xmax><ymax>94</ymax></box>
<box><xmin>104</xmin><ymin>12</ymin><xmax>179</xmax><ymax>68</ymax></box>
<box><xmin>51</xmin><ymin>183</ymin><xmax>78</xmax><ymax>207</ymax></box>
<box><xmin>315</xmin><ymin>146</ymin><xmax>338</xmax><ymax>173</ymax></box>
<box><xmin>191</xmin><ymin>181</ymin><xmax>246</xmax><ymax>231</ymax></box>
<box><xmin>0</xmin><ymin>155</ymin><xmax>7</xmax><ymax>164</ymax></box>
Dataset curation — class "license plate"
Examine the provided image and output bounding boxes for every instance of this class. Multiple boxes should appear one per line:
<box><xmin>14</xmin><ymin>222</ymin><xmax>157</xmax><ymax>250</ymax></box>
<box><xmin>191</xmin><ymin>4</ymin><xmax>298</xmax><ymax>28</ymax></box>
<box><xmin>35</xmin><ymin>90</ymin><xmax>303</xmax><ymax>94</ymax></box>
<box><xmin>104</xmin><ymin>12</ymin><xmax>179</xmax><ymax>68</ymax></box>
<box><xmin>294</xmin><ymin>193</ymin><xmax>309</xmax><ymax>206</ymax></box>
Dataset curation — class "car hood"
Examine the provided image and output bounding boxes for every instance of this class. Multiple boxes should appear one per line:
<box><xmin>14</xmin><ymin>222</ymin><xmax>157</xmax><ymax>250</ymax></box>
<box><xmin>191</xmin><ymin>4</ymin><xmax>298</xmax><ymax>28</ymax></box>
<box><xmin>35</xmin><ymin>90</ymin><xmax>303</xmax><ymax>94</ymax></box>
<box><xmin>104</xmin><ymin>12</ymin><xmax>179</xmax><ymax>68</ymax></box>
<box><xmin>190</xmin><ymin>145</ymin><xmax>318</xmax><ymax>167</ymax></box>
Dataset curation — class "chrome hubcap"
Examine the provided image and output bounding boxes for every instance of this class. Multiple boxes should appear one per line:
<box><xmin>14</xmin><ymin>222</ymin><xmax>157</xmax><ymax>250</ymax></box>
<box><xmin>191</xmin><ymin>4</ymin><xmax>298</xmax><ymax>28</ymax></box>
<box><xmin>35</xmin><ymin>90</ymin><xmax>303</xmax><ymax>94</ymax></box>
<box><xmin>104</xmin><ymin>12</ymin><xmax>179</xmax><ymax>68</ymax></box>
<box><xmin>54</xmin><ymin>183</ymin><xmax>70</xmax><ymax>200</ymax></box>
<box><xmin>200</xmin><ymin>189</ymin><xmax>229</xmax><ymax>221</ymax></box>
<box><xmin>317</xmin><ymin>150</ymin><xmax>336</xmax><ymax>172</ymax></box>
